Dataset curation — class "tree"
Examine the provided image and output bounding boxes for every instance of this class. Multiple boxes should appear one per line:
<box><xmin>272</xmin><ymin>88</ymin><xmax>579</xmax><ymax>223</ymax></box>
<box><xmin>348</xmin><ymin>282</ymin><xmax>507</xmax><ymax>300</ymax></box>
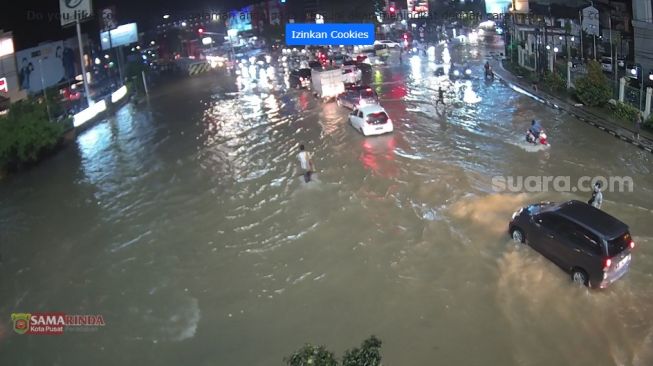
<box><xmin>574</xmin><ymin>60</ymin><xmax>611</xmax><ymax>106</ymax></box>
<box><xmin>342</xmin><ymin>336</ymin><xmax>382</xmax><ymax>366</ymax></box>
<box><xmin>284</xmin><ymin>344</ymin><xmax>338</xmax><ymax>366</ymax></box>
<box><xmin>285</xmin><ymin>336</ymin><xmax>383</xmax><ymax>366</ymax></box>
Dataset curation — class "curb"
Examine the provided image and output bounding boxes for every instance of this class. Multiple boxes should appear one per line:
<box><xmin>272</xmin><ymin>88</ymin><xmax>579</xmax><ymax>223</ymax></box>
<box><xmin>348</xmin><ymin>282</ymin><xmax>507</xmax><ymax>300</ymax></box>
<box><xmin>493</xmin><ymin>64</ymin><xmax>653</xmax><ymax>155</ymax></box>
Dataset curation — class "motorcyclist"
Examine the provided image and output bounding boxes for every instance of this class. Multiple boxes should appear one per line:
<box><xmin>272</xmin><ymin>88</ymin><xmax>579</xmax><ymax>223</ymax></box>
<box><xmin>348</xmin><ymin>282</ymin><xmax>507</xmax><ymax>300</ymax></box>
<box><xmin>529</xmin><ymin>120</ymin><xmax>543</xmax><ymax>139</ymax></box>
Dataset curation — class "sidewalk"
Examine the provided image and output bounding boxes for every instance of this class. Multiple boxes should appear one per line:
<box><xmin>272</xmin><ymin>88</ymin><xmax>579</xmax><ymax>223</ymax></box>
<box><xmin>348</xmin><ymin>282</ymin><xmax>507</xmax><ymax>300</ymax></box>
<box><xmin>492</xmin><ymin>60</ymin><xmax>653</xmax><ymax>154</ymax></box>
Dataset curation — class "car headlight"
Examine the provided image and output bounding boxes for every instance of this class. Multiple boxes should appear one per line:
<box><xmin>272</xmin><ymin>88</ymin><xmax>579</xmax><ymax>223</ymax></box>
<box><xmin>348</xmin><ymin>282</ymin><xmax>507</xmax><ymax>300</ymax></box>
<box><xmin>511</xmin><ymin>208</ymin><xmax>523</xmax><ymax>220</ymax></box>
<box><xmin>453</xmin><ymin>70</ymin><xmax>460</xmax><ymax>76</ymax></box>
<box><xmin>465</xmin><ymin>69</ymin><xmax>472</xmax><ymax>75</ymax></box>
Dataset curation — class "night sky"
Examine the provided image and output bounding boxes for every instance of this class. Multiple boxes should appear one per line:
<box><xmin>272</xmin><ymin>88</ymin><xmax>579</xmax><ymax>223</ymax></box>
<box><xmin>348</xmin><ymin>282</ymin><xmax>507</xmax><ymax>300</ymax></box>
<box><xmin>0</xmin><ymin>0</ymin><xmax>246</xmax><ymax>50</ymax></box>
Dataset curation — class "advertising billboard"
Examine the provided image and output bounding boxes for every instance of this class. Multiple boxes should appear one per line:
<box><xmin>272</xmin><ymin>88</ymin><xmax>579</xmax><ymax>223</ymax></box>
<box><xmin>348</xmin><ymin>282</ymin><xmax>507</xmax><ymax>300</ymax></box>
<box><xmin>407</xmin><ymin>0</ymin><xmax>429</xmax><ymax>15</ymax></box>
<box><xmin>485</xmin><ymin>0</ymin><xmax>512</xmax><ymax>14</ymax></box>
<box><xmin>15</xmin><ymin>41</ymin><xmax>75</xmax><ymax>93</ymax></box>
<box><xmin>227</xmin><ymin>6</ymin><xmax>253</xmax><ymax>32</ymax></box>
<box><xmin>59</xmin><ymin>0</ymin><xmax>93</xmax><ymax>26</ymax></box>
<box><xmin>100</xmin><ymin>23</ymin><xmax>138</xmax><ymax>50</ymax></box>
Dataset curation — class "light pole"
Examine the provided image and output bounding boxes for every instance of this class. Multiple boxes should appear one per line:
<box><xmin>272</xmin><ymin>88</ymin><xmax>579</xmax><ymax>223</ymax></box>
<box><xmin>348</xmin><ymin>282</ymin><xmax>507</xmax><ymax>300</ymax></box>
<box><xmin>38</xmin><ymin>58</ymin><xmax>52</xmax><ymax>122</ymax></box>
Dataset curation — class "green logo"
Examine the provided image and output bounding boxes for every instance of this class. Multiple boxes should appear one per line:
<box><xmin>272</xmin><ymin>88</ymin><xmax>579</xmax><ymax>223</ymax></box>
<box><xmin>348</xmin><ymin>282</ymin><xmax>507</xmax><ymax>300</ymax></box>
<box><xmin>11</xmin><ymin>313</ymin><xmax>31</xmax><ymax>335</ymax></box>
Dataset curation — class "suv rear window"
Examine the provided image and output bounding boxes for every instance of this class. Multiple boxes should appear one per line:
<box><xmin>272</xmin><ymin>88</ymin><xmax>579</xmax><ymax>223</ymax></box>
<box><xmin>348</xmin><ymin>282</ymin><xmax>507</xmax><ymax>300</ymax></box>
<box><xmin>607</xmin><ymin>232</ymin><xmax>632</xmax><ymax>256</ymax></box>
<box><xmin>361</xmin><ymin>89</ymin><xmax>375</xmax><ymax>98</ymax></box>
<box><xmin>366</xmin><ymin>112</ymin><xmax>388</xmax><ymax>125</ymax></box>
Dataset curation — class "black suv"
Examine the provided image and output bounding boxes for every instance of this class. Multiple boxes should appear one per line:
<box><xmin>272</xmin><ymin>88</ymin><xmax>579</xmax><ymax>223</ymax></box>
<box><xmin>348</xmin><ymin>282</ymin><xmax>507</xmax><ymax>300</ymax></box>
<box><xmin>509</xmin><ymin>200</ymin><xmax>634</xmax><ymax>288</ymax></box>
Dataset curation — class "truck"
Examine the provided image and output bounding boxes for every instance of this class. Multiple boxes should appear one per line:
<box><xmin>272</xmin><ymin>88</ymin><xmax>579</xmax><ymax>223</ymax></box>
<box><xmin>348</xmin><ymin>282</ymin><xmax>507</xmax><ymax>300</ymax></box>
<box><xmin>311</xmin><ymin>67</ymin><xmax>345</xmax><ymax>101</ymax></box>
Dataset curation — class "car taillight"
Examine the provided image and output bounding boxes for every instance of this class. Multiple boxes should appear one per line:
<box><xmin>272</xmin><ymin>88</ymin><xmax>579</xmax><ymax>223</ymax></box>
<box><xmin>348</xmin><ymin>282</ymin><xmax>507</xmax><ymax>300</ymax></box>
<box><xmin>387</xmin><ymin>118</ymin><xmax>392</xmax><ymax>124</ymax></box>
<box><xmin>603</xmin><ymin>258</ymin><xmax>612</xmax><ymax>270</ymax></box>
<box><xmin>629</xmin><ymin>240</ymin><xmax>635</xmax><ymax>249</ymax></box>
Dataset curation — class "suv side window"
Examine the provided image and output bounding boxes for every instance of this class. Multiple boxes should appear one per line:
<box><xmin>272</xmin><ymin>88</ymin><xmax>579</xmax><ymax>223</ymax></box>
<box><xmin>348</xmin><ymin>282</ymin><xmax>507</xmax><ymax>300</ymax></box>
<box><xmin>536</xmin><ymin>213</ymin><xmax>564</xmax><ymax>231</ymax></box>
<box><xmin>570</xmin><ymin>224</ymin><xmax>603</xmax><ymax>256</ymax></box>
<box><xmin>358</xmin><ymin>111</ymin><xmax>364</xmax><ymax>118</ymax></box>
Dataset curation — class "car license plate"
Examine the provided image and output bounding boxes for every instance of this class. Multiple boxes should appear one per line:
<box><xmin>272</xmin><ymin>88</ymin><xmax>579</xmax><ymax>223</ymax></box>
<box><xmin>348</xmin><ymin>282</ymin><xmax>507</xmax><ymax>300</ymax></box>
<box><xmin>375</xmin><ymin>127</ymin><xmax>383</xmax><ymax>130</ymax></box>
<box><xmin>616</xmin><ymin>254</ymin><xmax>631</xmax><ymax>270</ymax></box>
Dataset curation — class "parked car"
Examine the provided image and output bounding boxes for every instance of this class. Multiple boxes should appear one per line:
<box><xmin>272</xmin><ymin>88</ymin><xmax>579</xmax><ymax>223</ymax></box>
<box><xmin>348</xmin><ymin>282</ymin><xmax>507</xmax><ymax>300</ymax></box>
<box><xmin>337</xmin><ymin>85</ymin><xmax>379</xmax><ymax>109</ymax></box>
<box><xmin>348</xmin><ymin>104</ymin><xmax>394</xmax><ymax>136</ymax></box>
<box><xmin>600</xmin><ymin>57</ymin><xmax>613</xmax><ymax>72</ymax></box>
<box><xmin>289</xmin><ymin>68</ymin><xmax>312</xmax><ymax>89</ymax></box>
<box><xmin>508</xmin><ymin>200</ymin><xmax>634</xmax><ymax>288</ymax></box>
<box><xmin>374</xmin><ymin>39</ymin><xmax>401</xmax><ymax>48</ymax></box>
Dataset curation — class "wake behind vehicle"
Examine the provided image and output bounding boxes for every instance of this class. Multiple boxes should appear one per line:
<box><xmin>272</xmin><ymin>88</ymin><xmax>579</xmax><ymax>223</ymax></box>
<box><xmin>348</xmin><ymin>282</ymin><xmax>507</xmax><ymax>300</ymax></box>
<box><xmin>348</xmin><ymin>104</ymin><xmax>394</xmax><ymax>136</ymax></box>
<box><xmin>509</xmin><ymin>200</ymin><xmax>634</xmax><ymax>288</ymax></box>
<box><xmin>337</xmin><ymin>85</ymin><xmax>379</xmax><ymax>109</ymax></box>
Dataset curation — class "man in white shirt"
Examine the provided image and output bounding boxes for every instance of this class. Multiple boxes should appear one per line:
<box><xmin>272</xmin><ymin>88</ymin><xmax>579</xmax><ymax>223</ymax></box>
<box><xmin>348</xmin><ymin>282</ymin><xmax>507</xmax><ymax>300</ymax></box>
<box><xmin>297</xmin><ymin>144</ymin><xmax>314</xmax><ymax>183</ymax></box>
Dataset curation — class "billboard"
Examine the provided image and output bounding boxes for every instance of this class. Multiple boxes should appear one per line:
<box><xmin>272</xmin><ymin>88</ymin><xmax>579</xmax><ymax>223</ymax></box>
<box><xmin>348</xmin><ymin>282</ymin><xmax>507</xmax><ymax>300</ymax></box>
<box><xmin>582</xmin><ymin>6</ymin><xmax>600</xmax><ymax>36</ymax></box>
<box><xmin>15</xmin><ymin>41</ymin><xmax>75</xmax><ymax>93</ymax></box>
<box><xmin>227</xmin><ymin>6</ymin><xmax>253</xmax><ymax>32</ymax></box>
<box><xmin>485</xmin><ymin>0</ymin><xmax>512</xmax><ymax>14</ymax></box>
<box><xmin>100</xmin><ymin>6</ymin><xmax>118</xmax><ymax>32</ymax></box>
<box><xmin>100</xmin><ymin>23</ymin><xmax>138</xmax><ymax>50</ymax></box>
<box><xmin>407</xmin><ymin>0</ymin><xmax>429</xmax><ymax>15</ymax></box>
<box><xmin>59</xmin><ymin>0</ymin><xmax>93</xmax><ymax>26</ymax></box>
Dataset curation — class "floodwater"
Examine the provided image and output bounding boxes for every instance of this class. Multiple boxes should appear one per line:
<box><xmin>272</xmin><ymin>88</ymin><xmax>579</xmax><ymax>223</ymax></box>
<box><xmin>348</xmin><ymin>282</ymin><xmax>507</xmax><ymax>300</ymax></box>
<box><xmin>1</xmin><ymin>42</ymin><xmax>652</xmax><ymax>366</ymax></box>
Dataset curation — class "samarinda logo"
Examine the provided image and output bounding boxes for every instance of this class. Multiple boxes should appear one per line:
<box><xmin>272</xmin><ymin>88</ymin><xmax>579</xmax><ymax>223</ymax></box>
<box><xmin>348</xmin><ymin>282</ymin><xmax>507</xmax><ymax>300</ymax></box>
<box><xmin>11</xmin><ymin>313</ymin><xmax>31</xmax><ymax>335</ymax></box>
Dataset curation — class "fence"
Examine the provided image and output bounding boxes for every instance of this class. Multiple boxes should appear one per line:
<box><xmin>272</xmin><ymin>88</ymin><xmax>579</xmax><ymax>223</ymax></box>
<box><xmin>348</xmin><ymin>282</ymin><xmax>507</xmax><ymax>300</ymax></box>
<box><xmin>624</xmin><ymin>85</ymin><xmax>642</xmax><ymax>110</ymax></box>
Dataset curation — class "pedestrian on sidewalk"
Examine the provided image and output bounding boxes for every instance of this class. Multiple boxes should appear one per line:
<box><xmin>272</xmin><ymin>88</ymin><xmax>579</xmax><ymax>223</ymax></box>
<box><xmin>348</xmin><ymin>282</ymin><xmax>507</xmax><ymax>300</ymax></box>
<box><xmin>588</xmin><ymin>182</ymin><xmax>603</xmax><ymax>209</ymax></box>
<box><xmin>634</xmin><ymin>112</ymin><xmax>642</xmax><ymax>140</ymax></box>
<box><xmin>297</xmin><ymin>144</ymin><xmax>315</xmax><ymax>183</ymax></box>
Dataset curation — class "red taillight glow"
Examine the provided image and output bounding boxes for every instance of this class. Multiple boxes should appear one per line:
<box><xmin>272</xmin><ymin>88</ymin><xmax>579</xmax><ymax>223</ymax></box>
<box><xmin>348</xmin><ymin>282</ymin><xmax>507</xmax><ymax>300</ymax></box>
<box><xmin>604</xmin><ymin>258</ymin><xmax>612</xmax><ymax>269</ymax></box>
<box><xmin>629</xmin><ymin>241</ymin><xmax>635</xmax><ymax>249</ymax></box>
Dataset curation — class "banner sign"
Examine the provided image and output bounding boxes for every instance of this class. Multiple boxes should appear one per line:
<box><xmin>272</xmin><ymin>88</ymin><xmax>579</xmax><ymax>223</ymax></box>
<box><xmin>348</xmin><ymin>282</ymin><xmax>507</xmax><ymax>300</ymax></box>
<box><xmin>59</xmin><ymin>0</ymin><xmax>93</xmax><ymax>27</ymax></box>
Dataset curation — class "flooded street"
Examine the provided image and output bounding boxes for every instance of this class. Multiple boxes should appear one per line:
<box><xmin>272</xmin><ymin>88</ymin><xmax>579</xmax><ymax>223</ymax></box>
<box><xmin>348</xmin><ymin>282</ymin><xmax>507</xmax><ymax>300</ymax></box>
<box><xmin>1</xmin><ymin>43</ymin><xmax>653</xmax><ymax>366</ymax></box>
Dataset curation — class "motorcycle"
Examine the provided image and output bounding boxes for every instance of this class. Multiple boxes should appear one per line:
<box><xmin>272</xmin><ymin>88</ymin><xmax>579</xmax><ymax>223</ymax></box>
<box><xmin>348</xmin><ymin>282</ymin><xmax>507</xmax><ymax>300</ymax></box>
<box><xmin>484</xmin><ymin>67</ymin><xmax>495</xmax><ymax>80</ymax></box>
<box><xmin>526</xmin><ymin>130</ymin><xmax>550</xmax><ymax>146</ymax></box>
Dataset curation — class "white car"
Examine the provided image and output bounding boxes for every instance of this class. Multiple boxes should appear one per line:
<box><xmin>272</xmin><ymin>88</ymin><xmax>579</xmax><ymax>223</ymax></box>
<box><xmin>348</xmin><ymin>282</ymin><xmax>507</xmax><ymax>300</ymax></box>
<box><xmin>348</xmin><ymin>105</ymin><xmax>394</xmax><ymax>136</ymax></box>
<box><xmin>374</xmin><ymin>40</ymin><xmax>401</xmax><ymax>48</ymax></box>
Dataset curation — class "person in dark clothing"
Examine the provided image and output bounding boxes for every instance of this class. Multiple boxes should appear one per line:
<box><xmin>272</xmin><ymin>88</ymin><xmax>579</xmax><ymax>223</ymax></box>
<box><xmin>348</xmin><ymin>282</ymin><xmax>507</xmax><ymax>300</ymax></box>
<box><xmin>634</xmin><ymin>113</ymin><xmax>642</xmax><ymax>140</ymax></box>
<box><xmin>529</xmin><ymin>120</ymin><xmax>543</xmax><ymax>139</ymax></box>
<box><xmin>436</xmin><ymin>86</ymin><xmax>445</xmax><ymax>106</ymax></box>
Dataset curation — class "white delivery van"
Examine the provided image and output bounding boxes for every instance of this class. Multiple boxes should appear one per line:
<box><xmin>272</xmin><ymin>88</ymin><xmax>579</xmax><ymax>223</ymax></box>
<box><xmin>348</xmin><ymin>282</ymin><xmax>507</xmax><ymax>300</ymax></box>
<box><xmin>311</xmin><ymin>67</ymin><xmax>345</xmax><ymax>101</ymax></box>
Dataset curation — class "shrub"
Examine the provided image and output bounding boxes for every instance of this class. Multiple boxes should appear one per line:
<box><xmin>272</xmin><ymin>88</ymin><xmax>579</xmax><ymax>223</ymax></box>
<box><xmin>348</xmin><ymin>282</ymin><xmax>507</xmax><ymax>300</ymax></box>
<box><xmin>543</xmin><ymin>71</ymin><xmax>566</xmax><ymax>92</ymax></box>
<box><xmin>645</xmin><ymin>115</ymin><xmax>653</xmax><ymax>132</ymax></box>
<box><xmin>0</xmin><ymin>99</ymin><xmax>66</xmax><ymax>170</ymax></box>
<box><xmin>610</xmin><ymin>102</ymin><xmax>640</xmax><ymax>123</ymax></box>
<box><xmin>574</xmin><ymin>60</ymin><xmax>611</xmax><ymax>106</ymax></box>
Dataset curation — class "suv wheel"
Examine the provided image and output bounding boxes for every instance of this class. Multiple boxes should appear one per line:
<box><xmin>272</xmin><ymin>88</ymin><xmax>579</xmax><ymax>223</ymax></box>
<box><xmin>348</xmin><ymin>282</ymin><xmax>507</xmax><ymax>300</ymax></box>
<box><xmin>571</xmin><ymin>269</ymin><xmax>589</xmax><ymax>287</ymax></box>
<box><xmin>511</xmin><ymin>227</ymin><xmax>525</xmax><ymax>244</ymax></box>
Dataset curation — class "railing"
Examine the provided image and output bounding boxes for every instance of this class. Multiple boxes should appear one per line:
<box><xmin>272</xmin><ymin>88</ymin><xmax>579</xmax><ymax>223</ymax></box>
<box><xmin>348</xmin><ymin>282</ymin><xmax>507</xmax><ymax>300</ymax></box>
<box><xmin>624</xmin><ymin>85</ymin><xmax>641</xmax><ymax>109</ymax></box>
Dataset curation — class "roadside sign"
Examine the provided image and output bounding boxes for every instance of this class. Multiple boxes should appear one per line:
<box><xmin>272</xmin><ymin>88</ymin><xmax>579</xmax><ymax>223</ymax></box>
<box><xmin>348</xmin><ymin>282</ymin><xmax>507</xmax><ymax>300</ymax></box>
<box><xmin>59</xmin><ymin>0</ymin><xmax>93</xmax><ymax>26</ymax></box>
<box><xmin>582</xmin><ymin>6</ymin><xmax>599</xmax><ymax>36</ymax></box>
